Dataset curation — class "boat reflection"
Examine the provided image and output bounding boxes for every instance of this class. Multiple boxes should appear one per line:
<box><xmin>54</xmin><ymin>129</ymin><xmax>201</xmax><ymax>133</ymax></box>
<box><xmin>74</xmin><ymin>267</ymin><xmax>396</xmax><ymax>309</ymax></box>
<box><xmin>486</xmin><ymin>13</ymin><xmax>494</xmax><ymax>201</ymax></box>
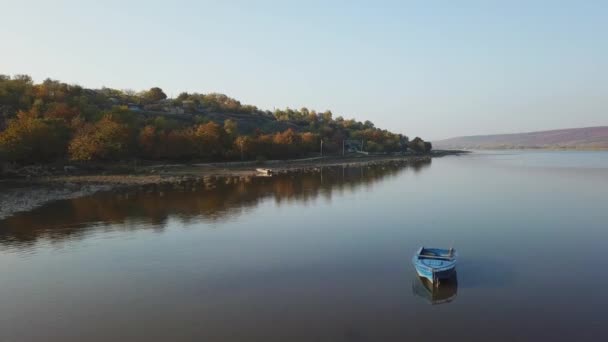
<box><xmin>412</xmin><ymin>272</ymin><xmax>458</xmax><ymax>305</ymax></box>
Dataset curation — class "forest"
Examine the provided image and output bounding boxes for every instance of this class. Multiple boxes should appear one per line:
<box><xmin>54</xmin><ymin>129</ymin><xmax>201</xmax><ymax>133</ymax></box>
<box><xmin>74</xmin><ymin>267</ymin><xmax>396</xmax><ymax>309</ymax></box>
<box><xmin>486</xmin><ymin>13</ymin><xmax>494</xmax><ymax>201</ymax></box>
<box><xmin>0</xmin><ymin>75</ymin><xmax>431</xmax><ymax>165</ymax></box>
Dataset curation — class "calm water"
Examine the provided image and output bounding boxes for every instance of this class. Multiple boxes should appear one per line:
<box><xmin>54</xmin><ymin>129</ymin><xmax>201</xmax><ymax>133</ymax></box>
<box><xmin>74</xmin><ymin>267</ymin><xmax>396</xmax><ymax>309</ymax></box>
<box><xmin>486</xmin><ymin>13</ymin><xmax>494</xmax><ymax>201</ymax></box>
<box><xmin>1</xmin><ymin>151</ymin><xmax>607</xmax><ymax>341</ymax></box>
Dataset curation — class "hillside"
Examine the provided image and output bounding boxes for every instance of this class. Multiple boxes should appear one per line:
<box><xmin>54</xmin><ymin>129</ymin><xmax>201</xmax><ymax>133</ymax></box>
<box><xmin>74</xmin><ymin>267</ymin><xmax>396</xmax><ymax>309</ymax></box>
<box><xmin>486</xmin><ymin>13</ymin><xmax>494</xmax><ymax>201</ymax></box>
<box><xmin>434</xmin><ymin>126</ymin><xmax>608</xmax><ymax>150</ymax></box>
<box><xmin>0</xmin><ymin>74</ymin><xmax>432</xmax><ymax>167</ymax></box>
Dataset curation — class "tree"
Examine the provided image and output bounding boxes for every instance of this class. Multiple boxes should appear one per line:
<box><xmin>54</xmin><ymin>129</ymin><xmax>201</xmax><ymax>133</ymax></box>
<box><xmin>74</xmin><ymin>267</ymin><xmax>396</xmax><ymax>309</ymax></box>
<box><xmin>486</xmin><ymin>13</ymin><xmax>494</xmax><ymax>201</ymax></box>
<box><xmin>0</xmin><ymin>74</ymin><xmax>34</xmax><ymax>115</ymax></box>
<box><xmin>176</xmin><ymin>92</ymin><xmax>189</xmax><ymax>101</ymax></box>
<box><xmin>138</xmin><ymin>125</ymin><xmax>158</xmax><ymax>159</ymax></box>
<box><xmin>223</xmin><ymin>119</ymin><xmax>238</xmax><ymax>138</ymax></box>
<box><xmin>271</xmin><ymin>129</ymin><xmax>303</xmax><ymax>158</ymax></box>
<box><xmin>408</xmin><ymin>137</ymin><xmax>431</xmax><ymax>153</ymax></box>
<box><xmin>163</xmin><ymin>129</ymin><xmax>196</xmax><ymax>160</ymax></box>
<box><xmin>0</xmin><ymin>111</ymin><xmax>70</xmax><ymax>163</ymax></box>
<box><xmin>194</xmin><ymin>121</ymin><xmax>225</xmax><ymax>158</ymax></box>
<box><xmin>234</xmin><ymin>136</ymin><xmax>250</xmax><ymax>160</ymax></box>
<box><xmin>142</xmin><ymin>87</ymin><xmax>167</xmax><ymax>103</ymax></box>
<box><xmin>69</xmin><ymin>116</ymin><xmax>130</xmax><ymax>161</ymax></box>
<box><xmin>301</xmin><ymin>132</ymin><xmax>318</xmax><ymax>146</ymax></box>
<box><xmin>44</xmin><ymin>103</ymin><xmax>80</xmax><ymax>122</ymax></box>
<box><xmin>100</xmin><ymin>106</ymin><xmax>137</xmax><ymax>125</ymax></box>
<box><xmin>365</xmin><ymin>140</ymin><xmax>382</xmax><ymax>153</ymax></box>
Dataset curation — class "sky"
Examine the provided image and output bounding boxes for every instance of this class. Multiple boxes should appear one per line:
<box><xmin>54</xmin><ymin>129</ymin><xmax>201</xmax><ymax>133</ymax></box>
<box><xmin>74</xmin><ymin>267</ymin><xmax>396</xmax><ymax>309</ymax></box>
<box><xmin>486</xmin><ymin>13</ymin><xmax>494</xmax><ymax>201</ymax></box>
<box><xmin>1</xmin><ymin>0</ymin><xmax>606</xmax><ymax>140</ymax></box>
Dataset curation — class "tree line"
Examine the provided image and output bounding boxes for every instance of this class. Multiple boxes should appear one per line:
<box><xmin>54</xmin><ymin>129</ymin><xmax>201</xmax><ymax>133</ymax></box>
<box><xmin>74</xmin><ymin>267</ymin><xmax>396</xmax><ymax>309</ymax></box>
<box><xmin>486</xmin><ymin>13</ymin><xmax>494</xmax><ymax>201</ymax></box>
<box><xmin>0</xmin><ymin>75</ymin><xmax>431</xmax><ymax>165</ymax></box>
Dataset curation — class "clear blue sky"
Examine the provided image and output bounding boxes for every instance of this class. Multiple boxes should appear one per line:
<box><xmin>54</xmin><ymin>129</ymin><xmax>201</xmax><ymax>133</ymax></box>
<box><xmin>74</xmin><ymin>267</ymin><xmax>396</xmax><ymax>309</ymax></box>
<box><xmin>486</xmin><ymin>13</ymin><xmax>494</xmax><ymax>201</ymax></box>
<box><xmin>2</xmin><ymin>0</ymin><xmax>606</xmax><ymax>140</ymax></box>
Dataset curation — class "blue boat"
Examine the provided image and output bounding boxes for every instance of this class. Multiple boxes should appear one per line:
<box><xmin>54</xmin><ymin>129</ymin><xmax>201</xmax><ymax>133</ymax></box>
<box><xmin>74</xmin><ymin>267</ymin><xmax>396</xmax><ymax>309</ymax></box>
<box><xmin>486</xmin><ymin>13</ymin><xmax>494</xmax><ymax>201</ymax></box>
<box><xmin>412</xmin><ymin>246</ymin><xmax>457</xmax><ymax>285</ymax></box>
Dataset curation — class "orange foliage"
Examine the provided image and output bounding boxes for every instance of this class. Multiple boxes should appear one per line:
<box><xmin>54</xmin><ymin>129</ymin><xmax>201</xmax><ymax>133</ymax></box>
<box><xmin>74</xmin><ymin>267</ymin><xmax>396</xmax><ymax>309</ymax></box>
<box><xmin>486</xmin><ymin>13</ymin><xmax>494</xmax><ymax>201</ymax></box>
<box><xmin>0</xmin><ymin>110</ymin><xmax>70</xmax><ymax>163</ymax></box>
<box><xmin>45</xmin><ymin>103</ymin><xmax>80</xmax><ymax>122</ymax></box>
<box><xmin>138</xmin><ymin>125</ymin><xmax>158</xmax><ymax>159</ymax></box>
<box><xmin>164</xmin><ymin>129</ymin><xmax>196</xmax><ymax>159</ymax></box>
<box><xmin>194</xmin><ymin>121</ymin><xmax>225</xmax><ymax>158</ymax></box>
<box><xmin>69</xmin><ymin>116</ymin><xmax>131</xmax><ymax>161</ymax></box>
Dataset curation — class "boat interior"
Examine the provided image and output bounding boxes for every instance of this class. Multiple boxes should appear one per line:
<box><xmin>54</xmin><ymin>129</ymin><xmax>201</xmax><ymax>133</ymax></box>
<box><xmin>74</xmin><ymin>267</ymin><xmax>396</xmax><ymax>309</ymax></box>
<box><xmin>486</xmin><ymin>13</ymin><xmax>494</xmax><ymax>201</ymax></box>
<box><xmin>418</xmin><ymin>247</ymin><xmax>455</xmax><ymax>260</ymax></box>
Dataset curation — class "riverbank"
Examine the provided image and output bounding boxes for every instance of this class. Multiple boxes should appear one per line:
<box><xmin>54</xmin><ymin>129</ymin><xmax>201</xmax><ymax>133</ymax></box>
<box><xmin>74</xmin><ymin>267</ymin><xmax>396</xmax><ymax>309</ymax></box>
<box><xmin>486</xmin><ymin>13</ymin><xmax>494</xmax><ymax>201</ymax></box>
<box><xmin>0</xmin><ymin>151</ymin><xmax>467</xmax><ymax>220</ymax></box>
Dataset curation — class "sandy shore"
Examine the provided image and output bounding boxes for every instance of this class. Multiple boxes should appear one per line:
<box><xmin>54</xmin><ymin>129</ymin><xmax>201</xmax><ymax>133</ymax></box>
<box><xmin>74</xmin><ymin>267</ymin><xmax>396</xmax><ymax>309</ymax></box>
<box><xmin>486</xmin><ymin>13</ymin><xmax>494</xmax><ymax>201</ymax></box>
<box><xmin>0</xmin><ymin>151</ymin><xmax>466</xmax><ymax>220</ymax></box>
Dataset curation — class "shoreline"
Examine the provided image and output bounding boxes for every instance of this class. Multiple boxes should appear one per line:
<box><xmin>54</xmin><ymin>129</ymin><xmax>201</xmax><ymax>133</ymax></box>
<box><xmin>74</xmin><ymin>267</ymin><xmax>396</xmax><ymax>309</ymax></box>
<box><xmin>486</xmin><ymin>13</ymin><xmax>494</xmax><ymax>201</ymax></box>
<box><xmin>0</xmin><ymin>151</ymin><xmax>467</xmax><ymax>221</ymax></box>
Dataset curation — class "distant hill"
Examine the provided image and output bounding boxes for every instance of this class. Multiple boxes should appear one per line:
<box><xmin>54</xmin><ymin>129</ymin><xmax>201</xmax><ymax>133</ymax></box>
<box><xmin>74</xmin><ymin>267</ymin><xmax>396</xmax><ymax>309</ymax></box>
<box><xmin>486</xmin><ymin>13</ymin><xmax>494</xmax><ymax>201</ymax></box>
<box><xmin>434</xmin><ymin>126</ymin><xmax>608</xmax><ymax>150</ymax></box>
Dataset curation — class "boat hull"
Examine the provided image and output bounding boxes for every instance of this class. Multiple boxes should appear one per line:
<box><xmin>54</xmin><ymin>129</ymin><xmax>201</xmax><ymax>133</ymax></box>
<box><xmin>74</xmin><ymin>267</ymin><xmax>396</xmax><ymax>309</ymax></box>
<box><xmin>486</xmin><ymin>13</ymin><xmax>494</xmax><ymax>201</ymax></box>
<box><xmin>412</xmin><ymin>247</ymin><xmax>457</xmax><ymax>284</ymax></box>
<box><xmin>413</xmin><ymin>264</ymin><xmax>456</xmax><ymax>283</ymax></box>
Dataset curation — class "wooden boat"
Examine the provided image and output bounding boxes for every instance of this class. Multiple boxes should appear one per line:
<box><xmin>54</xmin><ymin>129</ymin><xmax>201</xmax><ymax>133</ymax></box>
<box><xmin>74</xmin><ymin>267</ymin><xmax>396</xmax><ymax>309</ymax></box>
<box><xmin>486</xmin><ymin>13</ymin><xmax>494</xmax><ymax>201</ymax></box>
<box><xmin>412</xmin><ymin>246</ymin><xmax>457</xmax><ymax>285</ymax></box>
<box><xmin>412</xmin><ymin>273</ymin><xmax>458</xmax><ymax>305</ymax></box>
<box><xmin>255</xmin><ymin>168</ymin><xmax>273</xmax><ymax>176</ymax></box>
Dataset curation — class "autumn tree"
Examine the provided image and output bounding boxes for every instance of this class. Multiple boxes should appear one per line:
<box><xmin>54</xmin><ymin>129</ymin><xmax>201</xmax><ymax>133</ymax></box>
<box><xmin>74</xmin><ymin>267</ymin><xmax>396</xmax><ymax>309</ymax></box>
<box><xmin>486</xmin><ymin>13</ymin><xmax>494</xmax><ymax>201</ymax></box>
<box><xmin>138</xmin><ymin>125</ymin><xmax>159</xmax><ymax>159</ymax></box>
<box><xmin>163</xmin><ymin>129</ymin><xmax>196</xmax><ymax>160</ymax></box>
<box><xmin>194</xmin><ymin>121</ymin><xmax>226</xmax><ymax>159</ymax></box>
<box><xmin>234</xmin><ymin>136</ymin><xmax>250</xmax><ymax>160</ymax></box>
<box><xmin>0</xmin><ymin>111</ymin><xmax>70</xmax><ymax>163</ymax></box>
<box><xmin>301</xmin><ymin>132</ymin><xmax>318</xmax><ymax>149</ymax></box>
<box><xmin>69</xmin><ymin>116</ymin><xmax>131</xmax><ymax>161</ymax></box>
<box><xmin>44</xmin><ymin>103</ymin><xmax>80</xmax><ymax>122</ymax></box>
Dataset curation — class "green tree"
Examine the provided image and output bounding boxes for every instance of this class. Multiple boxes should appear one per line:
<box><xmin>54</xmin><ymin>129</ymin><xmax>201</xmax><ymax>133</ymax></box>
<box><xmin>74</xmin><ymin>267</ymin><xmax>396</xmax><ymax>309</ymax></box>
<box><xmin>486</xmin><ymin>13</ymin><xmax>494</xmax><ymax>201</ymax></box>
<box><xmin>408</xmin><ymin>137</ymin><xmax>431</xmax><ymax>153</ymax></box>
<box><xmin>142</xmin><ymin>87</ymin><xmax>167</xmax><ymax>103</ymax></box>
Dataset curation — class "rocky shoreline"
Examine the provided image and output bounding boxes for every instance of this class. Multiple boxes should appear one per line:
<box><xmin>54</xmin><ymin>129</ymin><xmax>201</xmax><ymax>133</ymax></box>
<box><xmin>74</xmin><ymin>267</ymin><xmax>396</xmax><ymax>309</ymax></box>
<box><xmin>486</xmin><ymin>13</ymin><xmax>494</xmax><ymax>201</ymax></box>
<box><xmin>0</xmin><ymin>151</ymin><xmax>467</xmax><ymax>220</ymax></box>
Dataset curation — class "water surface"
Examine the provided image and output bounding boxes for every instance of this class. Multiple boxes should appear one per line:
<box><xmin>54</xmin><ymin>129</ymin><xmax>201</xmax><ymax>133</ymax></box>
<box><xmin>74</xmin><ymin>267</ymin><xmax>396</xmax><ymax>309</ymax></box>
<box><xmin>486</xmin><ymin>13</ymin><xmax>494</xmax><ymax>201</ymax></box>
<box><xmin>1</xmin><ymin>151</ymin><xmax>607</xmax><ymax>341</ymax></box>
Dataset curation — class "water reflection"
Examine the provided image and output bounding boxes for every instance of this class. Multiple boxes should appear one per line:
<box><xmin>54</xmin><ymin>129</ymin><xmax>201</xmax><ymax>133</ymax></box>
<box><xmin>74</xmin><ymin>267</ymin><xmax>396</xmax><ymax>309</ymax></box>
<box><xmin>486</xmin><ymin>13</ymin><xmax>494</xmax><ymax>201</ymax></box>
<box><xmin>412</xmin><ymin>273</ymin><xmax>458</xmax><ymax>305</ymax></box>
<box><xmin>0</xmin><ymin>159</ymin><xmax>431</xmax><ymax>249</ymax></box>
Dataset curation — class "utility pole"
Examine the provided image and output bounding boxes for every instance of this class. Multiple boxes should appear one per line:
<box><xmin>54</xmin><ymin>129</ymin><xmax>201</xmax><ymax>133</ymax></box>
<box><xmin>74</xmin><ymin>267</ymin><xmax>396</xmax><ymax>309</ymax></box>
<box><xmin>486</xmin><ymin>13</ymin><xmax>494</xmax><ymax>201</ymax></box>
<box><xmin>342</xmin><ymin>139</ymin><xmax>345</xmax><ymax>156</ymax></box>
<box><xmin>320</xmin><ymin>139</ymin><xmax>324</xmax><ymax>156</ymax></box>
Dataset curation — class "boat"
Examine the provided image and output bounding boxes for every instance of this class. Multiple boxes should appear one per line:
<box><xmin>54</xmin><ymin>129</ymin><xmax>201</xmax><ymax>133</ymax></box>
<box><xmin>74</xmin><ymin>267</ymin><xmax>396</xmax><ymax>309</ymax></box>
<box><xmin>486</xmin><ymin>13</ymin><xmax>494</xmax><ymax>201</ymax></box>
<box><xmin>412</xmin><ymin>273</ymin><xmax>458</xmax><ymax>305</ymax></box>
<box><xmin>412</xmin><ymin>246</ymin><xmax>457</xmax><ymax>285</ymax></box>
<box><xmin>256</xmin><ymin>168</ymin><xmax>273</xmax><ymax>176</ymax></box>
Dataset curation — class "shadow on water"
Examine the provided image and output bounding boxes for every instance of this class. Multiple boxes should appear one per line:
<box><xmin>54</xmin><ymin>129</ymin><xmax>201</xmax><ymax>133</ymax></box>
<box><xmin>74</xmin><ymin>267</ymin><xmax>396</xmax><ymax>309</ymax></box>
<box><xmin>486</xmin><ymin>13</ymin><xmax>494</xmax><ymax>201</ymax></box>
<box><xmin>0</xmin><ymin>159</ymin><xmax>431</xmax><ymax>250</ymax></box>
<box><xmin>456</xmin><ymin>257</ymin><xmax>516</xmax><ymax>289</ymax></box>
<box><xmin>412</xmin><ymin>273</ymin><xmax>458</xmax><ymax>305</ymax></box>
